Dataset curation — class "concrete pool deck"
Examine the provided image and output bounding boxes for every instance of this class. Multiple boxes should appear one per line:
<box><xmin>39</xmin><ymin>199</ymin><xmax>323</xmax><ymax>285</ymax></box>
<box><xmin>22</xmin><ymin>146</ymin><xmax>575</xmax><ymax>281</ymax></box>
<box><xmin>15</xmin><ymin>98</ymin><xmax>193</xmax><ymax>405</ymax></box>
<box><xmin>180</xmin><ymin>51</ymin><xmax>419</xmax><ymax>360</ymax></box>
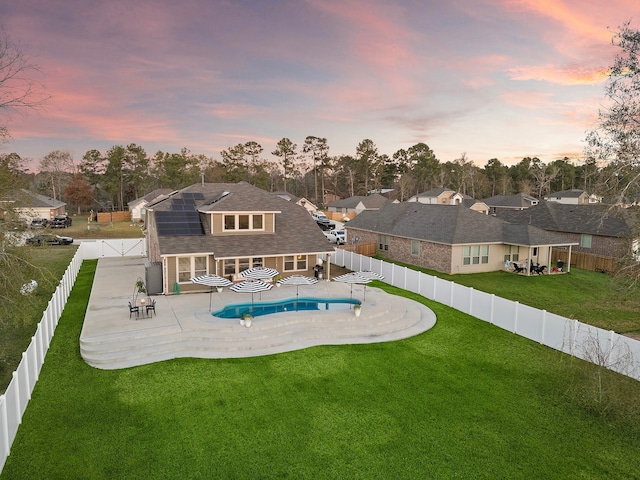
<box><xmin>80</xmin><ymin>257</ymin><xmax>437</xmax><ymax>370</ymax></box>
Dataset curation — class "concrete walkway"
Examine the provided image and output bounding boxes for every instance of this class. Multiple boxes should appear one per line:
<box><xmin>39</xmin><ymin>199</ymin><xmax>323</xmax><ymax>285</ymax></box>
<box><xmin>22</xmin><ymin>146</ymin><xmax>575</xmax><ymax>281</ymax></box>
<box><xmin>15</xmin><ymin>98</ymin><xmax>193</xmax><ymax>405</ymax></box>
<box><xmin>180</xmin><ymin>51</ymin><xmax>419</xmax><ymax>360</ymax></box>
<box><xmin>80</xmin><ymin>257</ymin><xmax>436</xmax><ymax>369</ymax></box>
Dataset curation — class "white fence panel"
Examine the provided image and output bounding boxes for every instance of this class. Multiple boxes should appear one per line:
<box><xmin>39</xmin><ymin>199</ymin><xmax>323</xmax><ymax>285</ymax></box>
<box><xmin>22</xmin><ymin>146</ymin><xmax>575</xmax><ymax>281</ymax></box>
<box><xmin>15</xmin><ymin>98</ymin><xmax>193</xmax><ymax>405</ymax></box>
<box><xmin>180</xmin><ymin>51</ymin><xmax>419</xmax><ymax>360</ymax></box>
<box><xmin>515</xmin><ymin>303</ymin><xmax>544</xmax><ymax>343</ymax></box>
<box><xmin>491</xmin><ymin>296</ymin><xmax>517</xmax><ymax>332</ymax></box>
<box><xmin>78</xmin><ymin>238</ymin><xmax>146</xmax><ymax>259</ymax></box>
<box><xmin>541</xmin><ymin>313</ymin><xmax>570</xmax><ymax>351</ymax></box>
<box><xmin>470</xmin><ymin>290</ymin><xmax>493</xmax><ymax>323</ymax></box>
<box><xmin>419</xmin><ymin>274</ymin><xmax>435</xmax><ymax>300</ymax></box>
<box><xmin>452</xmin><ymin>284</ymin><xmax>471</xmax><ymax>314</ymax></box>
<box><xmin>380</xmin><ymin>261</ymin><xmax>395</xmax><ymax>286</ymax></box>
<box><xmin>404</xmin><ymin>268</ymin><xmax>422</xmax><ymax>295</ymax></box>
<box><xmin>369</xmin><ymin>258</ymin><xmax>384</xmax><ymax>278</ymax></box>
<box><xmin>434</xmin><ymin>278</ymin><xmax>453</xmax><ymax>306</ymax></box>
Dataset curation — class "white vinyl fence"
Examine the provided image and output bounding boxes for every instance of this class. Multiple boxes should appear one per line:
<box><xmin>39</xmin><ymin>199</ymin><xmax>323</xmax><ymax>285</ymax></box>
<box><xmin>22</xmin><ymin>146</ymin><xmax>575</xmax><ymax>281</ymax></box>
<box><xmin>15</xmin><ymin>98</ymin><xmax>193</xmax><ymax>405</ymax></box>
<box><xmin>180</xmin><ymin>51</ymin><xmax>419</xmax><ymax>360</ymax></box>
<box><xmin>331</xmin><ymin>249</ymin><xmax>640</xmax><ymax>382</ymax></box>
<box><xmin>0</xmin><ymin>239</ymin><xmax>146</xmax><ymax>472</ymax></box>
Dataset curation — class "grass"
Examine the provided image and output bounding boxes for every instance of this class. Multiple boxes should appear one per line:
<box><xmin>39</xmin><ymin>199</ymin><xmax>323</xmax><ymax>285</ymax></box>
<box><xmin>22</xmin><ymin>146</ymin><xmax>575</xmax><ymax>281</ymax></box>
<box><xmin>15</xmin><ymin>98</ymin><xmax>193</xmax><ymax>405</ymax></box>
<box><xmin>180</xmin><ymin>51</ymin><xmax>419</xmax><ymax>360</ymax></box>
<box><xmin>0</xmin><ymin>246</ymin><xmax>77</xmax><ymax>392</ymax></box>
<box><xmin>50</xmin><ymin>220</ymin><xmax>145</xmax><ymax>239</ymax></box>
<box><xmin>2</xmin><ymin>262</ymin><xmax>640</xmax><ymax>478</ymax></box>
<box><xmin>383</xmin><ymin>259</ymin><xmax>640</xmax><ymax>336</ymax></box>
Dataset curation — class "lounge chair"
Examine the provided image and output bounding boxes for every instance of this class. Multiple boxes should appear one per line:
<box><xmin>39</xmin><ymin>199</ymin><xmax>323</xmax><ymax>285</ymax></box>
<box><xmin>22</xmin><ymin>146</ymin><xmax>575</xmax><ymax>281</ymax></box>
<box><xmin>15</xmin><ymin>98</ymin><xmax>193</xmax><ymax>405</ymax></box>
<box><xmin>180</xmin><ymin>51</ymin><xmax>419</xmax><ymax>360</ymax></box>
<box><xmin>513</xmin><ymin>263</ymin><xmax>525</xmax><ymax>274</ymax></box>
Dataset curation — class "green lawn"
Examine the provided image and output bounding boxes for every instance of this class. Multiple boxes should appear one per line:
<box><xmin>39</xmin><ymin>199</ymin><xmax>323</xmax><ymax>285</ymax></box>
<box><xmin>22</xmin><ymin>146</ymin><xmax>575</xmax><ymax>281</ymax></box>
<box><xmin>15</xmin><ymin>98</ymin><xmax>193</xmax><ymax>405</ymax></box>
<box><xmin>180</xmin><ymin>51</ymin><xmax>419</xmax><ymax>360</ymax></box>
<box><xmin>384</xmin><ymin>259</ymin><xmax>640</xmax><ymax>336</ymax></box>
<box><xmin>0</xmin><ymin>246</ymin><xmax>77</xmax><ymax>392</ymax></box>
<box><xmin>2</xmin><ymin>261</ymin><xmax>640</xmax><ymax>479</ymax></box>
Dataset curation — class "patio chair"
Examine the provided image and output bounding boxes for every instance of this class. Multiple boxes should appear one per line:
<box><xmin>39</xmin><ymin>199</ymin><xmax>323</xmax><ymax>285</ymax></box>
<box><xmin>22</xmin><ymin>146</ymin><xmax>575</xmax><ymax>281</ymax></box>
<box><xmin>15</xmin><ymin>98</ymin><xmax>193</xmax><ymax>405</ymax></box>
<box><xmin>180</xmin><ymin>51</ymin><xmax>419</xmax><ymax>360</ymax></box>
<box><xmin>128</xmin><ymin>301</ymin><xmax>140</xmax><ymax>319</ymax></box>
<box><xmin>145</xmin><ymin>299</ymin><xmax>156</xmax><ymax>317</ymax></box>
<box><xmin>533</xmin><ymin>264</ymin><xmax>546</xmax><ymax>275</ymax></box>
<box><xmin>512</xmin><ymin>263</ymin><xmax>525</xmax><ymax>274</ymax></box>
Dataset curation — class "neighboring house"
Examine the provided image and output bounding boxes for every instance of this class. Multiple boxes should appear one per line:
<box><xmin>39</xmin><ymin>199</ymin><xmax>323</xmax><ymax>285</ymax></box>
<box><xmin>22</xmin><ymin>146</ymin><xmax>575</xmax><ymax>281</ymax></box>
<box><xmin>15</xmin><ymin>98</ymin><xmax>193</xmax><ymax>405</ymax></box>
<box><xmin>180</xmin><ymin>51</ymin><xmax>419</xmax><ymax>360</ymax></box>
<box><xmin>483</xmin><ymin>193</ymin><xmax>539</xmax><ymax>215</ymax></box>
<box><xmin>408</xmin><ymin>187</ymin><xmax>488</xmax><ymax>214</ymax></box>
<box><xmin>544</xmin><ymin>189</ymin><xmax>602</xmax><ymax>205</ymax></box>
<box><xmin>145</xmin><ymin>182</ymin><xmax>335</xmax><ymax>294</ymax></box>
<box><xmin>128</xmin><ymin>189</ymin><xmax>173</xmax><ymax>222</ymax></box>
<box><xmin>497</xmin><ymin>202</ymin><xmax>638</xmax><ymax>258</ymax></box>
<box><xmin>345</xmin><ymin>203</ymin><xmax>576</xmax><ymax>275</ymax></box>
<box><xmin>271</xmin><ymin>191</ymin><xmax>317</xmax><ymax>214</ymax></box>
<box><xmin>10</xmin><ymin>189</ymin><xmax>67</xmax><ymax>223</ymax></box>
<box><xmin>326</xmin><ymin>193</ymin><xmax>389</xmax><ymax>221</ymax></box>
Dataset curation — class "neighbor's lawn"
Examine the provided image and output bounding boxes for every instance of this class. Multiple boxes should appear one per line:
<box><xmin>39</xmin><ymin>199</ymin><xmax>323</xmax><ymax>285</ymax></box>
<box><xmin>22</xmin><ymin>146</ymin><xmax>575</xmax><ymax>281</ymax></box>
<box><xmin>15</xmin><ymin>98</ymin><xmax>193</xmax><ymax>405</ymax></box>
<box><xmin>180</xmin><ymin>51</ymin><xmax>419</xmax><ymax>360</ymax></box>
<box><xmin>58</xmin><ymin>219</ymin><xmax>144</xmax><ymax>239</ymax></box>
<box><xmin>0</xmin><ymin>246</ymin><xmax>77</xmax><ymax>392</ymax></box>
<box><xmin>385</xmin><ymin>259</ymin><xmax>640</xmax><ymax>336</ymax></box>
<box><xmin>2</xmin><ymin>261</ymin><xmax>640</xmax><ymax>479</ymax></box>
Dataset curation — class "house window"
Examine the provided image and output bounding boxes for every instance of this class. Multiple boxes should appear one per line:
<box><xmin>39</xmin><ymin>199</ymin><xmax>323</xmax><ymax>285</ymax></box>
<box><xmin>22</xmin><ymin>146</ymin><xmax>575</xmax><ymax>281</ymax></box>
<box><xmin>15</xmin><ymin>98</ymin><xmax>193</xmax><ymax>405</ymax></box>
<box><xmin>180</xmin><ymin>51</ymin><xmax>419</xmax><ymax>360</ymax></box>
<box><xmin>223</xmin><ymin>214</ymin><xmax>265</xmax><ymax>232</ymax></box>
<box><xmin>463</xmin><ymin>245</ymin><xmax>489</xmax><ymax>265</ymax></box>
<box><xmin>252</xmin><ymin>257</ymin><xmax>263</xmax><ymax>268</ymax></box>
<box><xmin>177</xmin><ymin>256</ymin><xmax>207</xmax><ymax>282</ymax></box>
<box><xmin>581</xmin><ymin>234</ymin><xmax>592</xmax><ymax>248</ymax></box>
<box><xmin>411</xmin><ymin>240</ymin><xmax>420</xmax><ymax>256</ymax></box>
<box><xmin>224</xmin><ymin>259</ymin><xmax>235</xmax><ymax>276</ymax></box>
<box><xmin>238</xmin><ymin>258</ymin><xmax>250</xmax><ymax>273</ymax></box>
<box><xmin>284</xmin><ymin>255</ymin><xmax>307</xmax><ymax>272</ymax></box>
<box><xmin>504</xmin><ymin>245</ymin><xmax>520</xmax><ymax>262</ymax></box>
<box><xmin>378</xmin><ymin>234</ymin><xmax>389</xmax><ymax>251</ymax></box>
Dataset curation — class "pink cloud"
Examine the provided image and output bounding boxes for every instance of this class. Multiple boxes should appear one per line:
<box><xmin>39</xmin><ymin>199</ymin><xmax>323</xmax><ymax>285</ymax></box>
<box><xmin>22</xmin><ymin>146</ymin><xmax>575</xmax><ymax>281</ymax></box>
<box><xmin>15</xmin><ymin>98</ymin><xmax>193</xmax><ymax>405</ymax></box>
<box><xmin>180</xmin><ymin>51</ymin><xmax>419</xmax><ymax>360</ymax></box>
<box><xmin>507</xmin><ymin>64</ymin><xmax>608</xmax><ymax>85</ymax></box>
<box><xmin>501</xmin><ymin>90</ymin><xmax>554</xmax><ymax>109</ymax></box>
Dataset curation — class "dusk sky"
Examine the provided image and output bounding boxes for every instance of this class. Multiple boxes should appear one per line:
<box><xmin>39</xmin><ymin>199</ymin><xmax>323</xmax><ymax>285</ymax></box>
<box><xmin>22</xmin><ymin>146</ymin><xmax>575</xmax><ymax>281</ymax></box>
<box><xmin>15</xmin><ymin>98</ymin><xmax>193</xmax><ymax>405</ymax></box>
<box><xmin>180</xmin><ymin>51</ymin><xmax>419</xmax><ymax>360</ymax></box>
<box><xmin>1</xmin><ymin>0</ymin><xmax>638</xmax><ymax>171</ymax></box>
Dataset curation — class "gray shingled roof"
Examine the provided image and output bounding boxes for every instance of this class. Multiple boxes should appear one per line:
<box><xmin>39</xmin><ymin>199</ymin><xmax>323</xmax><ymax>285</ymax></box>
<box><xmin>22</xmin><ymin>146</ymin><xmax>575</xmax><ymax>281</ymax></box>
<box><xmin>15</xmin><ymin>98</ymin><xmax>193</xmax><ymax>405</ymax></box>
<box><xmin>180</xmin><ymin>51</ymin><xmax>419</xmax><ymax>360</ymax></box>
<box><xmin>546</xmin><ymin>189</ymin><xmax>586</xmax><ymax>199</ymax></box>
<box><xmin>15</xmin><ymin>189</ymin><xmax>66</xmax><ymax>209</ymax></box>
<box><xmin>482</xmin><ymin>193</ymin><xmax>538</xmax><ymax>208</ymax></box>
<box><xmin>346</xmin><ymin>202</ymin><xmax>573</xmax><ymax>247</ymax></box>
<box><xmin>496</xmin><ymin>202</ymin><xmax>636</xmax><ymax>237</ymax></box>
<box><xmin>150</xmin><ymin>182</ymin><xmax>333</xmax><ymax>257</ymax></box>
<box><xmin>327</xmin><ymin>193</ymin><xmax>389</xmax><ymax>209</ymax></box>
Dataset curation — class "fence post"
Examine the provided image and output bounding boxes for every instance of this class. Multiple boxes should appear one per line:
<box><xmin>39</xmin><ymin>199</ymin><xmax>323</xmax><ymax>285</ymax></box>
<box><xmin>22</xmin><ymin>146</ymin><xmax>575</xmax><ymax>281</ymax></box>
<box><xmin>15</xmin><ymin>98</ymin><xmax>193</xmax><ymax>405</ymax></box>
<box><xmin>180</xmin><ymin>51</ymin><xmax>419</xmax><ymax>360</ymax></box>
<box><xmin>513</xmin><ymin>302</ymin><xmax>519</xmax><ymax>333</ymax></box>
<box><xmin>449</xmin><ymin>281</ymin><xmax>454</xmax><ymax>307</ymax></box>
<box><xmin>541</xmin><ymin>310</ymin><xmax>547</xmax><ymax>344</ymax></box>
<box><xmin>0</xmin><ymin>395</ymin><xmax>8</xmax><ymax>460</ymax></box>
<box><xmin>468</xmin><ymin>288</ymin><xmax>473</xmax><ymax>315</ymax></box>
<box><xmin>490</xmin><ymin>294</ymin><xmax>495</xmax><ymax>324</ymax></box>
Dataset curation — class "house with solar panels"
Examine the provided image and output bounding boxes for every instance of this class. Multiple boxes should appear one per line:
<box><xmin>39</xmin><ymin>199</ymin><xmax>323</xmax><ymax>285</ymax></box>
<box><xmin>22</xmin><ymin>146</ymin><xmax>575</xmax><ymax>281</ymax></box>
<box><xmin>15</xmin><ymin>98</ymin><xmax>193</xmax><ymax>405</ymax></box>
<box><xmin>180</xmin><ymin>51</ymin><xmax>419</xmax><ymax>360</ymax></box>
<box><xmin>144</xmin><ymin>182</ymin><xmax>335</xmax><ymax>295</ymax></box>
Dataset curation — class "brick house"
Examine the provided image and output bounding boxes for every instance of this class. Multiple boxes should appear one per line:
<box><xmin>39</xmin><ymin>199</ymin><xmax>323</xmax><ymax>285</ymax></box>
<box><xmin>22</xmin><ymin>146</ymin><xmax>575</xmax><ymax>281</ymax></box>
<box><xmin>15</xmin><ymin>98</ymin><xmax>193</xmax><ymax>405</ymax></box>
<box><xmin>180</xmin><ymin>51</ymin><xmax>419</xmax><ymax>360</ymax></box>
<box><xmin>345</xmin><ymin>202</ymin><xmax>576</xmax><ymax>275</ymax></box>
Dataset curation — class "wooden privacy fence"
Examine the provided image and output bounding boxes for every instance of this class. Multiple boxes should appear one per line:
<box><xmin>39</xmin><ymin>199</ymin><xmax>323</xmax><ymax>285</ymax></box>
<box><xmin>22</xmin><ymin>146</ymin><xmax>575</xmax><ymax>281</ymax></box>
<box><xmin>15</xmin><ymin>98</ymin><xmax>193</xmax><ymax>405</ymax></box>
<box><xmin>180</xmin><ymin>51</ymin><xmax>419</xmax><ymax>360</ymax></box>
<box><xmin>331</xmin><ymin>249</ymin><xmax>640</xmax><ymax>382</ymax></box>
<box><xmin>552</xmin><ymin>248</ymin><xmax>614</xmax><ymax>273</ymax></box>
<box><xmin>97</xmin><ymin>211</ymin><xmax>131</xmax><ymax>223</ymax></box>
<box><xmin>340</xmin><ymin>242</ymin><xmax>376</xmax><ymax>257</ymax></box>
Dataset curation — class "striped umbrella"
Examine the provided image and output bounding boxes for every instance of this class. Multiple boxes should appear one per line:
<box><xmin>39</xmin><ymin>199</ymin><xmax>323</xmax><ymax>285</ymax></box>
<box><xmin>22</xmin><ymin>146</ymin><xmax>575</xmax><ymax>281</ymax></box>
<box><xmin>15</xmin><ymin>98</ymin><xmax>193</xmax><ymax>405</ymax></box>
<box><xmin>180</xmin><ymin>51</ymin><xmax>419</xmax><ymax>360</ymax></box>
<box><xmin>354</xmin><ymin>271</ymin><xmax>384</xmax><ymax>301</ymax></box>
<box><xmin>191</xmin><ymin>274</ymin><xmax>232</xmax><ymax>311</ymax></box>
<box><xmin>230</xmin><ymin>279</ymin><xmax>273</xmax><ymax>313</ymax></box>
<box><xmin>241</xmin><ymin>267</ymin><xmax>280</xmax><ymax>280</ymax></box>
<box><xmin>333</xmin><ymin>272</ymin><xmax>372</xmax><ymax>304</ymax></box>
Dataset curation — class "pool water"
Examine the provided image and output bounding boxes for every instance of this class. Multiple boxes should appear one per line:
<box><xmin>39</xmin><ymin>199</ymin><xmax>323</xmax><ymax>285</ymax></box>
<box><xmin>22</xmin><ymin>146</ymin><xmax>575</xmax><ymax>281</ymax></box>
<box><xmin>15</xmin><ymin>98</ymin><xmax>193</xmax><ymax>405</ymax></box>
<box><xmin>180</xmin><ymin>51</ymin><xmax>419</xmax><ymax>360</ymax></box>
<box><xmin>212</xmin><ymin>297</ymin><xmax>360</xmax><ymax>319</ymax></box>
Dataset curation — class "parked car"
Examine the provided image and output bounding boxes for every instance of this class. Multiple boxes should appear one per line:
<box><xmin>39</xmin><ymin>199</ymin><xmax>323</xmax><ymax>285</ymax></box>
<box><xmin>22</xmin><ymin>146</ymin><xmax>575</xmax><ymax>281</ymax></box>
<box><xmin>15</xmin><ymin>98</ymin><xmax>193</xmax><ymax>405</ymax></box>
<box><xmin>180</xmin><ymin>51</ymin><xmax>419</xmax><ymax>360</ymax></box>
<box><xmin>50</xmin><ymin>215</ymin><xmax>72</xmax><ymax>228</ymax></box>
<box><xmin>323</xmin><ymin>230</ymin><xmax>346</xmax><ymax>245</ymax></box>
<box><xmin>30</xmin><ymin>218</ymin><xmax>49</xmax><ymax>229</ymax></box>
<box><xmin>26</xmin><ymin>234</ymin><xmax>74</xmax><ymax>246</ymax></box>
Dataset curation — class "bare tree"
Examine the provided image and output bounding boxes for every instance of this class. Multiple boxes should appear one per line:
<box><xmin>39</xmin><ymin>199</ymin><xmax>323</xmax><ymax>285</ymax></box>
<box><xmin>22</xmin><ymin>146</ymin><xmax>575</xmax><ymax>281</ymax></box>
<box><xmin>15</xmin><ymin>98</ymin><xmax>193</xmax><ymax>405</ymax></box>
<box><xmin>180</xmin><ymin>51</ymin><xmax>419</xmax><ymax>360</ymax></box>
<box><xmin>585</xmin><ymin>21</ymin><xmax>640</xmax><ymax>201</ymax></box>
<box><xmin>0</xmin><ymin>29</ymin><xmax>49</xmax><ymax>140</ymax></box>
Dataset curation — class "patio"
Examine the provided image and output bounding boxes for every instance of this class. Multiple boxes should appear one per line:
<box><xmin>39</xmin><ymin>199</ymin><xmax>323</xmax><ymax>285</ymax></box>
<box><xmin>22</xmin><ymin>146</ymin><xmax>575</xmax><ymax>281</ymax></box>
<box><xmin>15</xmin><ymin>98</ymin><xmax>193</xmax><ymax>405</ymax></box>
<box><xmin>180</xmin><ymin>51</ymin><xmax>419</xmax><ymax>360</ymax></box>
<box><xmin>80</xmin><ymin>257</ymin><xmax>436</xmax><ymax>370</ymax></box>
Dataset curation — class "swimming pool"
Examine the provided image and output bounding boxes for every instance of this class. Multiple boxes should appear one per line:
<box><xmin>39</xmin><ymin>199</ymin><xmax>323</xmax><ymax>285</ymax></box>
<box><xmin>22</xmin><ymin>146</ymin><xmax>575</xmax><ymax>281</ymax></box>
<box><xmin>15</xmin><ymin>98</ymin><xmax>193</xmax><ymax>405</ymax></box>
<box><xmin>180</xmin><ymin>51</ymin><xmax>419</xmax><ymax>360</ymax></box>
<box><xmin>212</xmin><ymin>297</ymin><xmax>361</xmax><ymax>319</ymax></box>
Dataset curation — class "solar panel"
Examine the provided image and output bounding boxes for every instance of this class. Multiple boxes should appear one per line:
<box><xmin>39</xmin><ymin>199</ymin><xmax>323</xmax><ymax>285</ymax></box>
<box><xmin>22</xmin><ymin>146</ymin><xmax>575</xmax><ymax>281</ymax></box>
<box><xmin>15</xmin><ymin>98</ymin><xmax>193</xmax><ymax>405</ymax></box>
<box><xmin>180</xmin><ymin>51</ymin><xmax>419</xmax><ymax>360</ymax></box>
<box><xmin>156</xmin><ymin>210</ymin><xmax>203</xmax><ymax>236</ymax></box>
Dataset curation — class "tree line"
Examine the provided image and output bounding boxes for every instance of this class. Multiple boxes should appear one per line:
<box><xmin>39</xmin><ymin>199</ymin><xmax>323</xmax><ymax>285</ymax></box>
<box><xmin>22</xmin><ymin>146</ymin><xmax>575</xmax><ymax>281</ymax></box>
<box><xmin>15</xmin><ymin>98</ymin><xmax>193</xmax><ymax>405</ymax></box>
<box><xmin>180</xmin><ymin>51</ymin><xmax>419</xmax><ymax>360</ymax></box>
<box><xmin>1</xmin><ymin>139</ymin><xmax>634</xmax><ymax>213</ymax></box>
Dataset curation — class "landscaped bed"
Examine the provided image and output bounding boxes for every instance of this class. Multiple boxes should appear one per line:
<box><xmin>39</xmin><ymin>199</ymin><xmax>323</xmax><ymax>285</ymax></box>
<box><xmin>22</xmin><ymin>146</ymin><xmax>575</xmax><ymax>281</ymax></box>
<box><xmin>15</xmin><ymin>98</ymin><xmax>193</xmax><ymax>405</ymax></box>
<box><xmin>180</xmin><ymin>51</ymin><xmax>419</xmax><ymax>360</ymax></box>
<box><xmin>2</xmin><ymin>261</ymin><xmax>640</xmax><ymax>478</ymax></box>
